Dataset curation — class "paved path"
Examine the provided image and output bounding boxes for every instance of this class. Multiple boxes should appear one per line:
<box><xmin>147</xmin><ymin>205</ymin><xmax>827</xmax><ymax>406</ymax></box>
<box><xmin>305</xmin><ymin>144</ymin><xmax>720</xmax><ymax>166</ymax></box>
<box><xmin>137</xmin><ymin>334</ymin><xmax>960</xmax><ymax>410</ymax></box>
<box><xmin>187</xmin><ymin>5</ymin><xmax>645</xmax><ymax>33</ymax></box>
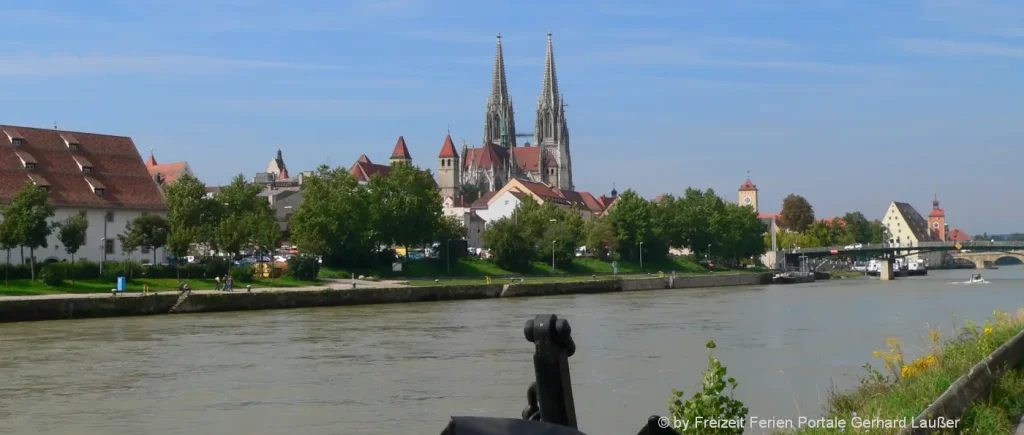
<box><xmin>0</xmin><ymin>279</ymin><xmax>409</xmax><ymax>301</ymax></box>
<box><xmin>1014</xmin><ymin>413</ymin><xmax>1024</xmax><ymax>435</ymax></box>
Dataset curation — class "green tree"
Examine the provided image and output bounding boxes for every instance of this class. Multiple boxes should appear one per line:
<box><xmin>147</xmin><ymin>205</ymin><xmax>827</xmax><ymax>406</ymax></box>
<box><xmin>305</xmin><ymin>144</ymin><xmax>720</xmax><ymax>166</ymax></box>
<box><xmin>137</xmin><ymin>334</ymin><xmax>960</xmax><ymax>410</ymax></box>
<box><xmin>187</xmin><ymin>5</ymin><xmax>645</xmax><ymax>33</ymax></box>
<box><xmin>164</xmin><ymin>172</ymin><xmax>217</xmax><ymax>250</ymax></box>
<box><xmin>289</xmin><ymin>165</ymin><xmax>373</xmax><ymax>267</ymax></box>
<box><xmin>166</xmin><ymin>227</ymin><xmax>195</xmax><ymax>280</ymax></box>
<box><xmin>868</xmin><ymin>220</ymin><xmax>885</xmax><ymax>243</ymax></box>
<box><xmin>605</xmin><ymin>190</ymin><xmax>667</xmax><ymax>263</ymax></box>
<box><xmin>132</xmin><ymin>214</ymin><xmax>170</xmax><ymax>264</ymax></box>
<box><xmin>0</xmin><ymin>217</ymin><xmax>20</xmax><ymax>287</ymax></box>
<box><xmin>215</xmin><ymin>214</ymin><xmax>250</xmax><ymax>269</ymax></box>
<box><xmin>250</xmin><ymin>212</ymin><xmax>282</xmax><ymax>271</ymax></box>
<box><xmin>118</xmin><ymin>220</ymin><xmax>142</xmax><ymax>279</ymax></box>
<box><xmin>6</xmin><ymin>183</ymin><xmax>55</xmax><ymax>281</ymax></box>
<box><xmin>583</xmin><ymin>217</ymin><xmax>617</xmax><ymax>260</ymax></box>
<box><xmin>368</xmin><ymin>163</ymin><xmax>443</xmax><ymax>251</ymax></box>
<box><xmin>435</xmin><ymin>215</ymin><xmax>468</xmax><ymax>262</ymax></box>
<box><xmin>55</xmin><ymin>213</ymin><xmax>89</xmax><ymax>283</ymax></box>
<box><xmin>216</xmin><ymin>174</ymin><xmax>269</xmax><ymax>218</ymax></box>
<box><xmin>779</xmin><ymin>194</ymin><xmax>815</xmax><ymax>232</ymax></box>
<box><xmin>482</xmin><ymin>217</ymin><xmax>532</xmax><ymax>271</ymax></box>
<box><xmin>716</xmin><ymin>203</ymin><xmax>766</xmax><ymax>265</ymax></box>
<box><xmin>841</xmin><ymin>212</ymin><xmax>872</xmax><ymax>243</ymax></box>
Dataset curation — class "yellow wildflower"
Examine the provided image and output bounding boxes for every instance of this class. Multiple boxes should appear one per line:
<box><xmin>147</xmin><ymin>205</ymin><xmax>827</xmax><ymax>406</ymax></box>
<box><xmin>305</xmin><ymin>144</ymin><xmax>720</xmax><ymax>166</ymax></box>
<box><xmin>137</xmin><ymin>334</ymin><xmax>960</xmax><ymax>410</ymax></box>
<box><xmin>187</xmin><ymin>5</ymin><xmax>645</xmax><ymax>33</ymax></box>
<box><xmin>984</xmin><ymin>327</ymin><xmax>994</xmax><ymax>335</ymax></box>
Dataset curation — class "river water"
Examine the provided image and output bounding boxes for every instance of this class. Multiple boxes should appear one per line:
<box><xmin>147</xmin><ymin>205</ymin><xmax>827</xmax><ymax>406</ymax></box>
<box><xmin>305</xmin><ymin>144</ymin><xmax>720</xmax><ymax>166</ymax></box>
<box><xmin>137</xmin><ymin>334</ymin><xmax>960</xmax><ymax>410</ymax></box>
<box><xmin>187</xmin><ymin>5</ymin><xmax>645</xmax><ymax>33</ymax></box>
<box><xmin>1</xmin><ymin>267</ymin><xmax>1021</xmax><ymax>435</ymax></box>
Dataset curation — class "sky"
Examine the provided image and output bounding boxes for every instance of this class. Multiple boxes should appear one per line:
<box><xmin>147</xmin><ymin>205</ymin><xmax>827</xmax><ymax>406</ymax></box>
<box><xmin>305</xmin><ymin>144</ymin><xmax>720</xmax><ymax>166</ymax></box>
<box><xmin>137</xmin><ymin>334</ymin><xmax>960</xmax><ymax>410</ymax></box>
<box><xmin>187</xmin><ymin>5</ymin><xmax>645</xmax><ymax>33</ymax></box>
<box><xmin>1</xmin><ymin>0</ymin><xmax>1022</xmax><ymax>234</ymax></box>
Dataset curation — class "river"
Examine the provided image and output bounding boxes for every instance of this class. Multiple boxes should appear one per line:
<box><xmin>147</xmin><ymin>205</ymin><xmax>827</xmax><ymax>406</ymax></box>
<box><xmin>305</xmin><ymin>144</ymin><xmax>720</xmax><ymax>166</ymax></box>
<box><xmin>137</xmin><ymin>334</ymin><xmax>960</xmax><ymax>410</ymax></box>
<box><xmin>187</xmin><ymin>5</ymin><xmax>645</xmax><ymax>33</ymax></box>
<box><xmin>1</xmin><ymin>267</ymin><xmax>1021</xmax><ymax>434</ymax></box>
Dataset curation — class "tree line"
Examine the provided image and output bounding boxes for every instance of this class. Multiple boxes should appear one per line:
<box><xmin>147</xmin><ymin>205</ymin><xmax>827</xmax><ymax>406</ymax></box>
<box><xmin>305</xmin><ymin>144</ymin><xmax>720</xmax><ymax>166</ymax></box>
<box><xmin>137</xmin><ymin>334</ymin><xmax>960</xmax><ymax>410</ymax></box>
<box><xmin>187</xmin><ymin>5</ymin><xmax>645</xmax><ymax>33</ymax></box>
<box><xmin>288</xmin><ymin>164</ymin><xmax>464</xmax><ymax>269</ymax></box>
<box><xmin>483</xmin><ymin>188</ymin><xmax>768</xmax><ymax>271</ymax></box>
<box><xmin>772</xmin><ymin>193</ymin><xmax>885</xmax><ymax>248</ymax></box>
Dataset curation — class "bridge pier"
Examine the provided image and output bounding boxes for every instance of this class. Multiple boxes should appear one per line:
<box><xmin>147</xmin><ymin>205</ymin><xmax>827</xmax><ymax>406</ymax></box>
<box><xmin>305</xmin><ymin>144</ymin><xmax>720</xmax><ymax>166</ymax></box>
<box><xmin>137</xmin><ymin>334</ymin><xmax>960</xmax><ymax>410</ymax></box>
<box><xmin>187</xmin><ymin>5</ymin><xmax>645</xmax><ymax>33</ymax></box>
<box><xmin>880</xmin><ymin>258</ymin><xmax>895</xmax><ymax>281</ymax></box>
<box><xmin>974</xmin><ymin>260</ymin><xmax>986</xmax><ymax>270</ymax></box>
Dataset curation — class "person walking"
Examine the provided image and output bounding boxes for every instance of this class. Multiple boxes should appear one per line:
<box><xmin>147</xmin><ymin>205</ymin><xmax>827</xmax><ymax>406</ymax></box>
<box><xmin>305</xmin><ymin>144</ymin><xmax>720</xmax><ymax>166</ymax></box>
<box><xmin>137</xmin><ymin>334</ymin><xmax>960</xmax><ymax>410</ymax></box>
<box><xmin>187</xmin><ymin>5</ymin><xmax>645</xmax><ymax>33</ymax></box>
<box><xmin>226</xmin><ymin>275</ymin><xmax>234</xmax><ymax>292</ymax></box>
<box><xmin>214</xmin><ymin>276</ymin><xmax>222</xmax><ymax>291</ymax></box>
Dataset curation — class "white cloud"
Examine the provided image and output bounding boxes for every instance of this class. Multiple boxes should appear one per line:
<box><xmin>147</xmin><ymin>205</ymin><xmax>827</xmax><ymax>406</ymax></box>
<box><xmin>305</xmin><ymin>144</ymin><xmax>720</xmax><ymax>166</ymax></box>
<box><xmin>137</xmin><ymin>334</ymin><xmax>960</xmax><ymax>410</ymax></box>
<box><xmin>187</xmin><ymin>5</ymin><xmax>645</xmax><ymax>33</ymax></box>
<box><xmin>897</xmin><ymin>38</ymin><xmax>1024</xmax><ymax>58</ymax></box>
<box><xmin>0</xmin><ymin>54</ymin><xmax>346</xmax><ymax>77</ymax></box>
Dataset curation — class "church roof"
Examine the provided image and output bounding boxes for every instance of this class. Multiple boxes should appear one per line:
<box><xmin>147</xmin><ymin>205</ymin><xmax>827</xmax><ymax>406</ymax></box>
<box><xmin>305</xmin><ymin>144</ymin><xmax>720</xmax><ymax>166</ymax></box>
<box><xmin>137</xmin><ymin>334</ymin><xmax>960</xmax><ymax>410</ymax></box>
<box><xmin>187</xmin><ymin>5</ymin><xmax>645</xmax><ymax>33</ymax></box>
<box><xmin>349</xmin><ymin>155</ymin><xmax>390</xmax><ymax>182</ymax></box>
<box><xmin>739</xmin><ymin>179</ymin><xmax>757</xmax><ymax>191</ymax></box>
<box><xmin>390</xmin><ymin>136</ymin><xmax>412</xmax><ymax>160</ymax></box>
<box><xmin>438</xmin><ymin>134</ymin><xmax>458</xmax><ymax>158</ymax></box>
<box><xmin>948</xmin><ymin>228</ymin><xmax>970</xmax><ymax>242</ymax></box>
<box><xmin>929</xmin><ymin>207</ymin><xmax>945</xmax><ymax>218</ymax></box>
<box><xmin>464</xmin><ymin>142</ymin><xmax>507</xmax><ymax>170</ymax></box>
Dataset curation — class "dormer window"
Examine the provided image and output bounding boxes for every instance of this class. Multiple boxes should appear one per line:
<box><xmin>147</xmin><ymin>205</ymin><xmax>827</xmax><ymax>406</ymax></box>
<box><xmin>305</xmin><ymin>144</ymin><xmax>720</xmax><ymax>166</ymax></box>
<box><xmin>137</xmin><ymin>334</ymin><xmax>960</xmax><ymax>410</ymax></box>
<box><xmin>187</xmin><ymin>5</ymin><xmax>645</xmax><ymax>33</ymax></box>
<box><xmin>61</xmin><ymin>133</ymin><xmax>80</xmax><ymax>151</ymax></box>
<box><xmin>95</xmin><ymin>188</ymin><xmax>105</xmax><ymax>197</ymax></box>
<box><xmin>3</xmin><ymin>128</ymin><xmax>24</xmax><ymax>145</ymax></box>
<box><xmin>15</xmin><ymin>150</ymin><xmax>38</xmax><ymax>171</ymax></box>
<box><xmin>25</xmin><ymin>163</ymin><xmax>36</xmax><ymax>171</ymax></box>
<box><xmin>73</xmin><ymin>155</ymin><xmax>94</xmax><ymax>173</ymax></box>
<box><xmin>84</xmin><ymin>175</ymin><xmax>107</xmax><ymax>197</ymax></box>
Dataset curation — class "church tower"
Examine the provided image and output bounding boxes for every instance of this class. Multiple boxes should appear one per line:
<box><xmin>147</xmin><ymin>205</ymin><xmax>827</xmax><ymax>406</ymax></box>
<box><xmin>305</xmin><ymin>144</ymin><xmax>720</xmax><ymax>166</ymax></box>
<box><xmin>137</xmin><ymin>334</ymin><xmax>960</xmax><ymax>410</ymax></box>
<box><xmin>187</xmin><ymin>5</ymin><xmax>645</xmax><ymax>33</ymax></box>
<box><xmin>738</xmin><ymin>176</ymin><xmax>758</xmax><ymax>213</ymax></box>
<box><xmin>437</xmin><ymin>133</ymin><xmax>460</xmax><ymax>199</ymax></box>
<box><xmin>534</xmin><ymin>32</ymin><xmax>572</xmax><ymax>190</ymax></box>
<box><xmin>928</xmin><ymin>194</ymin><xmax>946</xmax><ymax>241</ymax></box>
<box><xmin>389</xmin><ymin>136</ymin><xmax>412</xmax><ymax>166</ymax></box>
<box><xmin>483</xmin><ymin>34</ymin><xmax>516</xmax><ymax>149</ymax></box>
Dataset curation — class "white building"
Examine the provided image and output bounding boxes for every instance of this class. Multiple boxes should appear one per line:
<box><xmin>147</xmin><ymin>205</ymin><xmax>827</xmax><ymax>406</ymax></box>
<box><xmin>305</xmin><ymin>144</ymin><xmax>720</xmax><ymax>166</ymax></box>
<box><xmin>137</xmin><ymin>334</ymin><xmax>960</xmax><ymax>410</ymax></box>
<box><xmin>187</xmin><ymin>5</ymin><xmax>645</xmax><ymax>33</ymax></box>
<box><xmin>1</xmin><ymin>125</ymin><xmax>168</xmax><ymax>264</ymax></box>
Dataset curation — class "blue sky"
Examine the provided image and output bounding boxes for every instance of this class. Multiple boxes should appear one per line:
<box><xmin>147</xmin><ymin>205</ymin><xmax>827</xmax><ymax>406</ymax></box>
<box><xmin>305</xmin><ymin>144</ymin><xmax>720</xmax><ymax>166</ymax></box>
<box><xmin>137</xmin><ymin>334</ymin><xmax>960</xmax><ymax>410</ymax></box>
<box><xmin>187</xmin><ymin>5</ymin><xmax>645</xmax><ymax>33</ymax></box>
<box><xmin>1</xmin><ymin>0</ymin><xmax>1022</xmax><ymax>234</ymax></box>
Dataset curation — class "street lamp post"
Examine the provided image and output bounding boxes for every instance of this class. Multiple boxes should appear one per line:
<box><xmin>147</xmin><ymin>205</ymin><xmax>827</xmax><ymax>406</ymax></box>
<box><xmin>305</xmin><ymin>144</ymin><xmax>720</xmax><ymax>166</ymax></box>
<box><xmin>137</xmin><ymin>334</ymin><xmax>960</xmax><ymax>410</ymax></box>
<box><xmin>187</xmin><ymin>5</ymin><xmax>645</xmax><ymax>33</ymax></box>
<box><xmin>639</xmin><ymin>241</ymin><xmax>644</xmax><ymax>270</ymax></box>
<box><xmin>551</xmin><ymin>239</ymin><xmax>557</xmax><ymax>273</ymax></box>
<box><xmin>707</xmin><ymin>244</ymin><xmax>711</xmax><ymax>261</ymax></box>
<box><xmin>447</xmin><ymin>239</ymin><xmax>451</xmax><ymax>275</ymax></box>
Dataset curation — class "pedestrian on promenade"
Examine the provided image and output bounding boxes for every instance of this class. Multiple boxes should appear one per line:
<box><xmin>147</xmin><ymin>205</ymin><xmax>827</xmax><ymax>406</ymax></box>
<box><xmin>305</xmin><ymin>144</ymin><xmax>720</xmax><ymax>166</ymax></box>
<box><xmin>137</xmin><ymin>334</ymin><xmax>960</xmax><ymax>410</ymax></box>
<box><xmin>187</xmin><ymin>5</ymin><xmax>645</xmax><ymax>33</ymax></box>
<box><xmin>226</xmin><ymin>275</ymin><xmax>234</xmax><ymax>292</ymax></box>
<box><xmin>214</xmin><ymin>276</ymin><xmax>222</xmax><ymax>291</ymax></box>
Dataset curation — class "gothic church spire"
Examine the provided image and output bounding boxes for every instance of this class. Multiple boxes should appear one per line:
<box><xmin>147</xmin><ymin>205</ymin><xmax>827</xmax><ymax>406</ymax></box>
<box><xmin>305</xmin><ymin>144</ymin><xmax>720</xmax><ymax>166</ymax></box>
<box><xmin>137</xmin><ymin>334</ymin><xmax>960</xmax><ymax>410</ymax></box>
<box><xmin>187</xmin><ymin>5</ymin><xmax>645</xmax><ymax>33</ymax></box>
<box><xmin>539</xmin><ymin>31</ymin><xmax>559</xmax><ymax>109</ymax></box>
<box><xmin>491</xmin><ymin>33</ymin><xmax>510</xmax><ymax>104</ymax></box>
<box><xmin>483</xmin><ymin>33</ymin><xmax>517</xmax><ymax>149</ymax></box>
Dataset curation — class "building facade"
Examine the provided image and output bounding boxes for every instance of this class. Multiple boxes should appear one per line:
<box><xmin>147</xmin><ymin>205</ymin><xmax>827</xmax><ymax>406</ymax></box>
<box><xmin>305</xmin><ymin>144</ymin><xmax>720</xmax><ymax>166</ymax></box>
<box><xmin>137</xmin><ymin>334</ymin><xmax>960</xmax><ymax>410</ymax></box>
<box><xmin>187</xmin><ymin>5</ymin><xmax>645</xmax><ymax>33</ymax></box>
<box><xmin>447</xmin><ymin>33</ymin><xmax>574</xmax><ymax>196</ymax></box>
<box><xmin>0</xmin><ymin>125</ymin><xmax>168</xmax><ymax>264</ymax></box>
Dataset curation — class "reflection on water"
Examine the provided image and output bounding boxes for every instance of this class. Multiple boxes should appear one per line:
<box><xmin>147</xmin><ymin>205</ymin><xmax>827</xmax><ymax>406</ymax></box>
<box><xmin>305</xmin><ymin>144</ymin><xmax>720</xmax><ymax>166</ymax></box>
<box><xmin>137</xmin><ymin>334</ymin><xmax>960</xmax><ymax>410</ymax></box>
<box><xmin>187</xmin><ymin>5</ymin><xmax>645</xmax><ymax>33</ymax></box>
<box><xmin>1</xmin><ymin>267</ymin><xmax>1022</xmax><ymax>435</ymax></box>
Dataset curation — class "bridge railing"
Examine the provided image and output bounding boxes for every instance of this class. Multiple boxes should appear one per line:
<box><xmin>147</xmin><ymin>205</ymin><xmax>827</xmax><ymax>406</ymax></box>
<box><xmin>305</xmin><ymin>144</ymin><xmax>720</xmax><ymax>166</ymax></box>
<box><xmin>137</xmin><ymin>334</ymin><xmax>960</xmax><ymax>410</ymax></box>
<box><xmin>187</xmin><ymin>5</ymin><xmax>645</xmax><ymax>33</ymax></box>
<box><xmin>790</xmin><ymin>240</ymin><xmax>1022</xmax><ymax>254</ymax></box>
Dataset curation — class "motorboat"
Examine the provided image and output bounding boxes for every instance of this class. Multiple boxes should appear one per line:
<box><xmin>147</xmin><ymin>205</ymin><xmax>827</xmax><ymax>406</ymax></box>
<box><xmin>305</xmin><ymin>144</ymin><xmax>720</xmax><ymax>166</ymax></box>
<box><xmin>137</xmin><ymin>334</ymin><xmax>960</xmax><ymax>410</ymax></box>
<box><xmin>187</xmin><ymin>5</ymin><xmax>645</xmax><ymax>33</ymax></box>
<box><xmin>907</xmin><ymin>261</ymin><xmax>928</xmax><ymax>276</ymax></box>
<box><xmin>772</xmin><ymin>271</ymin><xmax>815</xmax><ymax>284</ymax></box>
<box><xmin>967</xmin><ymin>273</ymin><xmax>986</xmax><ymax>284</ymax></box>
<box><xmin>866</xmin><ymin>260</ymin><xmax>880</xmax><ymax>276</ymax></box>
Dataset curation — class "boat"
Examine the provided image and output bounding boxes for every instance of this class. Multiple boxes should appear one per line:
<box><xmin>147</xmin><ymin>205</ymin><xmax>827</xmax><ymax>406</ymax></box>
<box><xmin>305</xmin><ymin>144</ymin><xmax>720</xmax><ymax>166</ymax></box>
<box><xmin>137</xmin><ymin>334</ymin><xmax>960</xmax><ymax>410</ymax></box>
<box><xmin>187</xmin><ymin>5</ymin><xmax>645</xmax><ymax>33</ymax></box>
<box><xmin>907</xmin><ymin>261</ymin><xmax>928</xmax><ymax>276</ymax></box>
<box><xmin>772</xmin><ymin>272</ymin><xmax>816</xmax><ymax>284</ymax></box>
<box><xmin>866</xmin><ymin>260</ymin><xmax>880</xmax><ymax>276</ymax></box>
<box><xmin>967</xmin><ymin>273</ymin><xmax>987</xmax><ymax>284</ymax></box>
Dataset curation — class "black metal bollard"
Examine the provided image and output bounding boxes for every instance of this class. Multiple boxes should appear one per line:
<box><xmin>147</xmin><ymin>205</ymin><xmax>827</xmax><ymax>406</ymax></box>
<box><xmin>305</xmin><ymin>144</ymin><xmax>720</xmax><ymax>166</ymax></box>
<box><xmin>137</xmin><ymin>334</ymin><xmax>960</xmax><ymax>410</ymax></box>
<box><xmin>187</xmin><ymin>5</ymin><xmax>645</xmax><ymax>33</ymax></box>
<box><xmin>525</xmin><ymin>314</ymin><xmax>578</xmax><ymax>429</ymax></box>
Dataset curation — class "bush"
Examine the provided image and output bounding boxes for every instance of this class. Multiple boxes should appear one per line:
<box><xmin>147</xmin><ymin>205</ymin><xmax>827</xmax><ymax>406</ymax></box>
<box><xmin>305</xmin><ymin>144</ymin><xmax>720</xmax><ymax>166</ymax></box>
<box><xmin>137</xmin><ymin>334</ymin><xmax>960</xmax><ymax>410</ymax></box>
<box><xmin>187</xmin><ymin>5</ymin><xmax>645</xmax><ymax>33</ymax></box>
<box><xmin>286</xmin><ymin>255</ymin><xmax>319</xmax><ymax>281</ymax></box>
<box><xmin>231</xmin><ymin>265</ymin><xmax>255</xmax><ymax>283</ymax></box>
<box><xmin>668</xmin><ymin>340</ymin><xmax>748</xmax><ymax>434</ymax></box>
<box><xmin>39</xmin><ymin>265</ymin><xmax>66</xmax><ymax>286</ymax></box>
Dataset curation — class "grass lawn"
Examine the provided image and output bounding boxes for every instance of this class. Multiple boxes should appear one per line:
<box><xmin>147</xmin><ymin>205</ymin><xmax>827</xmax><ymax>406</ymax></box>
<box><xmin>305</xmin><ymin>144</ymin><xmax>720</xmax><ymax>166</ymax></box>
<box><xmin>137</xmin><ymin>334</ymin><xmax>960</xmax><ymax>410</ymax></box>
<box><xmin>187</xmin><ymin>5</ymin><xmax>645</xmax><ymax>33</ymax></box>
<box><xmin>791</xmin><ymin>309</ymin><xmax>1024</xmax><ymax>434</ymax></box>
<box><xmin>321</xmin><ymin>256</ymin><xmax>748</xmax><ymax>282</ymax></box>
<box><xmin>0</xmin><ymin>276</ymin><xmax>320</xmax><ymax>297</ymax></box>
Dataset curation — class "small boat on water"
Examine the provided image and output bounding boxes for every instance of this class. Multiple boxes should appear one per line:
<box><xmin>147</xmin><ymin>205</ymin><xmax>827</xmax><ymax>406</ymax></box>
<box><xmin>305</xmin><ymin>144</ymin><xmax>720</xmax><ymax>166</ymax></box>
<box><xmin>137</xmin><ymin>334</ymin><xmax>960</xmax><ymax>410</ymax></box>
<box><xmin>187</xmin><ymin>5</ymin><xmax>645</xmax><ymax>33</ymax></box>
<box><xmin>907</xmin><ymin>261</ymin><xmax>928</xmax><ymax>276</ymax></box>
<box><xmin>772</xmin><ymin>272</ymin><xmax>816</xmax><ymax>284</ymax></box>
<box><xmin>965</xmin><ymin>273</ymin><xmax>987</xmax><ymax>284</ymax></box>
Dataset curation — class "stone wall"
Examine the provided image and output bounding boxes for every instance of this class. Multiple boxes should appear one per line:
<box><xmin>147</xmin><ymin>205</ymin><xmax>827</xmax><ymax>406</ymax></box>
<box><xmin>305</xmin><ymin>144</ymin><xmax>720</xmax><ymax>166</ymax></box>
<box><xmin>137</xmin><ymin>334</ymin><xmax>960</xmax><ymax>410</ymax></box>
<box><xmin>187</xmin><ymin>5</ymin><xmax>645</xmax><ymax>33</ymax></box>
<box><xmin>0</xmin><ymin>273</ymin><xmax>772</xmax><ymax>323</ymax></box>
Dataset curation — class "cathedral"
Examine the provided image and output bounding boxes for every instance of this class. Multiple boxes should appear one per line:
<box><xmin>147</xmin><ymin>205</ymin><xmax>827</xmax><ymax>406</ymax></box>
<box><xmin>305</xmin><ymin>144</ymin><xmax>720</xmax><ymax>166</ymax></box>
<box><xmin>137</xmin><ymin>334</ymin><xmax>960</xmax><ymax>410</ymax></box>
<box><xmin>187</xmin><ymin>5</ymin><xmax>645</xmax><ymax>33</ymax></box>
<box><xmin>437</xmin><ymin>32</ymin><xmax>573</xmax><ymax>200</ymax></box>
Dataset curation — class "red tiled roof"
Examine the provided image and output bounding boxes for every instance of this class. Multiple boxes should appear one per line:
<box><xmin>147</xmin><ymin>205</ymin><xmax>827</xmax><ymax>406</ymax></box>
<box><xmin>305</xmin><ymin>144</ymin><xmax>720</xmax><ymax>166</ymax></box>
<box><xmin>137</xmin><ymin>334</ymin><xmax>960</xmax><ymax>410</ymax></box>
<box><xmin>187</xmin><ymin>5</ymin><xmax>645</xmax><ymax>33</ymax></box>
<box><xmin>929</xmin><ymin>207</ymin><xmax>945</xmax><ymax>218</ymax></box>
<box><xmin>147</xmin><ymin>162</ymin><xmax>188</xmax><ymax>185</ymax></box>
<box><xmin>3</xmin><ymin>127</ymin><xmax>24</xmax><ymax>142</ymax></box>
<box><xmin>391</xmin><ymin>136</ymin><xmax>412</xmax><ymax>160</ymax></box>
<box><xmin>438</xmin><ymin>134</ymin><xmax>459</xmax><ymax>158</ymax></box>
<box><xmin>146</xmin><ymin>152</ymin><xmax>157</xmax><ymax>166</ymax></box>
<box><xmin>464</xmin><ymin>143</ymin><xmax>507</xmax><ymax>170</ymax></box>
<box><xmin>580</xmin><ymin>192</ymin><xmax>605</xmax><ymax>213</ymax></box>
<box><xmin>739</xmin><ymin>179</ymin><xmax>757</xmax><ymax>191</ymax></box>
<box><xmin>470</xmin><ymin>210</ymin><xmax>485</xmax><ymax>222</ymax></box>
<box><xmin>72</xmin><ymin>154</ymin><xmax>93</xmax><ymax>169</ymax></box>
<box><xmin>0</xmin><ymin>125</ymin><xmax>166</xmax><ymax>210</ymax></box>
<box><xmin>60</xmin><ymin>133</ymin><xmax>79</xmax><ymax>146</ymax></box>
<box><xmin>349</xmin><ymin>155</ymin><xmax>390</xmax><ymax>182</ymax></box>
<box><xmin>471</xmin><ymin>191</ymin><xmax>498</xmax><ymax>208</ymax></box>
<box><xmin>511</xmin><ymin>179</ymin><xmax>588</xmax><ymax>208</ymax></box>
<box><xmin>817</xmin><ymin>217</ymin><xmax>847</xmax><ymax>226</ymax></box>
<box><xmin>13</xmin><ymin>149</ymin><xmax>37</xmax><ymax>165</ymax></box>
<box><xmin>948</xmin><ymin>228</ymin><xmax>970</xmax><ymax>242</ymax></box>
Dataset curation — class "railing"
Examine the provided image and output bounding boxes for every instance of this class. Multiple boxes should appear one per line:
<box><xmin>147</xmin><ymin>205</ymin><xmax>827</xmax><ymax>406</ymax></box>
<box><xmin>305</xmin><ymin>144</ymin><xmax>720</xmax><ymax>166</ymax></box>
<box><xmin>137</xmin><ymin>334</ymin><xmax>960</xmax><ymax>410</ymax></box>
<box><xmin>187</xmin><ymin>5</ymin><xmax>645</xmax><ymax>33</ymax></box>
<box><xmin>438</xmin><ymin>314</ymin><xmax>677</xmax><ymax>435</ymax></box>
<box><xmin>791</xmin><ymin>240</ymin><xmax>1023</xmax><ymax>254</ymax></box>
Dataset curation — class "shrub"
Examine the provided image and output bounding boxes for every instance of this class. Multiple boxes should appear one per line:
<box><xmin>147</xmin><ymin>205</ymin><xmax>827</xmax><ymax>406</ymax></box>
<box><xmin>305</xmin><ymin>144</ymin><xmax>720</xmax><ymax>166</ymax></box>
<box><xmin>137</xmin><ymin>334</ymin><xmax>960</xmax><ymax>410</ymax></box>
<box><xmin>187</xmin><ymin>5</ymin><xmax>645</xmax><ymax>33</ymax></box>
<box><xmin>668</xmin><ymin>340</ymin><xmax>748</xmax><ymax>434</ymax></box>
<box><xmin>39</xmin><ymin>265</ymin><xmax>66</xmax><ymax>286</ymax></box>
<box><xmin>231</xmin><ymin>265</ymin><xmax>255</xmax><ymax>283</ymax></box>
<box><xmin>286</xmin><ymin>255</ymin><xmax>319</xmax><ymax>281</ymax></box>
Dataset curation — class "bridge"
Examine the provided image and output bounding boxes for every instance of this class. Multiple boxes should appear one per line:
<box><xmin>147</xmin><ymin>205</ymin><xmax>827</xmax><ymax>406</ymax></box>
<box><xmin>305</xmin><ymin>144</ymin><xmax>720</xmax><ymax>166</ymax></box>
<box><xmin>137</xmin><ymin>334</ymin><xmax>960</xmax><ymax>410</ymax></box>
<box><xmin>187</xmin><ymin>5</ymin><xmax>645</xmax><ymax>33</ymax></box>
<box><xmin>782</xmin><ymin>240</ymin><xmax>1024</xmax><ymax>278</ymax></box>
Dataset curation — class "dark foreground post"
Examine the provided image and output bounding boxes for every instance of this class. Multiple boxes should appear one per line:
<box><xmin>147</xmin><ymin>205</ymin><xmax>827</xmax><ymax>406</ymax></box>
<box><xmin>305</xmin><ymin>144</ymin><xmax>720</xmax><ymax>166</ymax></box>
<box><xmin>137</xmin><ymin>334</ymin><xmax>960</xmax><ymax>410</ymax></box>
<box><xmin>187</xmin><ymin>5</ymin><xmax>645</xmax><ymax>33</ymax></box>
<box><xmin>439</xmin><ymin>314</ymin><xmax>679</xmax><ymax>435</ymax></box>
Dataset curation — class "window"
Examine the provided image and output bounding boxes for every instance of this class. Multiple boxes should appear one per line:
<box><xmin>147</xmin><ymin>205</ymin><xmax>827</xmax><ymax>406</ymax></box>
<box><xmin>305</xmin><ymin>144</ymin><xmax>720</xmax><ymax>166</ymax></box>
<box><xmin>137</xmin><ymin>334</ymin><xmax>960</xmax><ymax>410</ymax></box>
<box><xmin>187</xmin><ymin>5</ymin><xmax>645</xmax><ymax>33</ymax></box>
<box><xmin>104</xmin><ymin>239</ymin><xmax>115</xmax><ymax>254</ymax></box>
<box><xmin>40</xmin><ymin>186</ymin><xmax>49</xmax><ymax>192</ymax></box>
<box><xmin>95</xmin><ymin>188</ymin><xmax>105</xmax><ymax>197</ymax></box>
<box><xmin>25</xmin><ymin>163</ymin><xmax>35</xmax><ymax>170</ymax></box>
<box><xmin>69</xmin><ymin>144</ymin><xmax>79</xmax><ymax>151</ymax></box>
<box><xmin>82</xmin><ymin>167</ymin><xmax>92</xmax><ymax>173</ymax></box>
<box><xmin>106</xmin><ymin>212</ymin><xmax>114</xmax><ymax>222</ymax></box>
<box><xmin>141</xmin><ymin>245</ymin><xmax>150</xmax><ymax>254</ymax></box>
<box><xmin>11</xmin><ymin>139</ymin><xmax>22</xmax><ymax>146</ymax></box>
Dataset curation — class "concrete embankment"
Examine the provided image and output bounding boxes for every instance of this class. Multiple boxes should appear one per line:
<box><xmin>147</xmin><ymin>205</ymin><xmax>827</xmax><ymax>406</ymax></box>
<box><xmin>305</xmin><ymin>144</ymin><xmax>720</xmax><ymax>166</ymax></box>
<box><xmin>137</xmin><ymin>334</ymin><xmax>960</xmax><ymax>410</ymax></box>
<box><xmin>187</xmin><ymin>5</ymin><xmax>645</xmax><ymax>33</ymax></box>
<box><xmin>0</xmin><ymin>273</ymin><xmax>771</xmax><ymax>323</ymax></box>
